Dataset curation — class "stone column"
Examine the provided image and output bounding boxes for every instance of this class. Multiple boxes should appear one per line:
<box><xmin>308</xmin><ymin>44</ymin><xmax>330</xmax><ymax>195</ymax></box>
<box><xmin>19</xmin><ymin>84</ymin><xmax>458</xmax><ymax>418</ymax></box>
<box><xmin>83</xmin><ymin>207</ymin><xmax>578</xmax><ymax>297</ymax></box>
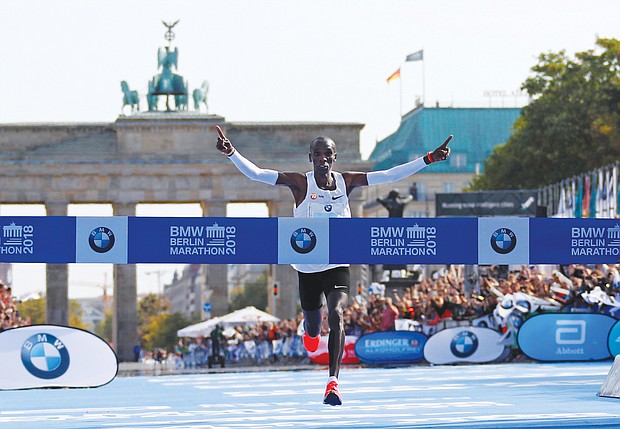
<box><xmin>45</xmin><ymin>202</ymin><xmax>69</xmax><ymax>325</ymax></box>
<box><xmin>201</xmin><ymin>201</ymin><xmax>228</xmax><ymax>317</ymax></box>
<box><xmin>112</xmin><ymin>202</ymin><xmax>138</xmax><ymax>362</ymax></box>
<box><xmin>268</xmin><ymin>201</ymin><xmax>298</xmax><ymax>320</ymax></box>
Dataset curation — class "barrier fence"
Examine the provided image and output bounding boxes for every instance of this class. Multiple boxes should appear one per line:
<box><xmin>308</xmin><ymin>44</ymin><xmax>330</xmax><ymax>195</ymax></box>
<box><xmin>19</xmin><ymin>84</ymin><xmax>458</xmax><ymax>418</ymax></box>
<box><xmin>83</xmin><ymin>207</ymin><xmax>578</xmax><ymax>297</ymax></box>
<box><xmin>1</xmin><ymin>216</ymin><xmax>620</xmax><ymax>265</ymax></box>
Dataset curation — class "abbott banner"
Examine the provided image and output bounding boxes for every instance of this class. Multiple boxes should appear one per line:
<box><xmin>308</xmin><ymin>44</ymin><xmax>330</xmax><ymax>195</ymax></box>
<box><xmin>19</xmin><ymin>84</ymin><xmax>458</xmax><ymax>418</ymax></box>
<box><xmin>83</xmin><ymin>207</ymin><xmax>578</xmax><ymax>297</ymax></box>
<box><xmin>518</xmin><ymin>313</ymin><xmax>614</xmax><ymax>362</ymax></box>
<box><xmin>0</xmin><ymin>325</ymin><xmax>118</xmax><ymax>390</ymax></box>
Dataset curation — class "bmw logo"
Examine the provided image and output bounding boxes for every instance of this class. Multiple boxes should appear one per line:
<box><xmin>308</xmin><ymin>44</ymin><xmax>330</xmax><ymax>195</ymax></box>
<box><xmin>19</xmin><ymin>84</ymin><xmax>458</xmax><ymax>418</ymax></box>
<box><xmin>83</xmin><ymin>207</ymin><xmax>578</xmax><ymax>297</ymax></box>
<box><xmin>290</xmin><ymin>227</ymin><xmax>317</xmax><ymax>254</ymax></box>
<box><xmin>21</xmin><ymin>333</ymin><xmax>70</xmax><ymax>379</ymax></box>
<box><xmin>89</xmin><ymin>227</ymin><xmax>115</xmax><ymax>253</ymax></box>
<box><xmin>324</xmin><ymin>205</ymin><xmax>333</xmax><ymax>212</ymax></box>
<box><xmin>490</xmin><ymin>228</ymin><xmax>516</xmax><ymax>254</ymax></box>
<box><xmin>450</xmin><ymin>330</ymin><xmax>479</xmax><ymax>358</ymax></box>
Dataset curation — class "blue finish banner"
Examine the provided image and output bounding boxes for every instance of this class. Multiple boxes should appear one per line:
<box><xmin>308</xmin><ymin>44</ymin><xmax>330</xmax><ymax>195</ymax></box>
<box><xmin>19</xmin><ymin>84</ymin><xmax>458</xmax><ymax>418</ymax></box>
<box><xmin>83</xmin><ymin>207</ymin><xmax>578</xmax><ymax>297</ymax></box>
<box><xmin>530</xmin><ymin>218</ymin><xmax>620</xmax><ymax>264</ymax></box>
<box><xmin>517</xmin><ymin>313</ymin><xmax>615</xmax><ymax>362</ymax></box>
<box><xmin>127</xmin><ymin>217</ymin><xmax>278</xmax><ymax>264</ymax></box>
<box><xmin>329</xmin><ymin>218</ymin><xmax>478</xmax><ymax>264</ymax></box>
<box><xmin>0</xmin><ymin>216</ymin><xmax>76</xmax><ymax>263</ymax></box>
<box><xmin>3</xmin><ymin>216</ymin><xmax>620</xmax><ymax>264</ymax></box>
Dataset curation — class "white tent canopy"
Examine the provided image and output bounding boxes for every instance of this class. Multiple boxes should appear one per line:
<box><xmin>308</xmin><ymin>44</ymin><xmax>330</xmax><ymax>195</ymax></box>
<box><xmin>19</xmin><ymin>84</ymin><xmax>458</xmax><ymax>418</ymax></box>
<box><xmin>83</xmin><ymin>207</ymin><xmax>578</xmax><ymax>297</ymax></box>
<box><xmin>177</xmin><ymin>306</ymin><xmax>280</xmax><ymax>338</ymax></box>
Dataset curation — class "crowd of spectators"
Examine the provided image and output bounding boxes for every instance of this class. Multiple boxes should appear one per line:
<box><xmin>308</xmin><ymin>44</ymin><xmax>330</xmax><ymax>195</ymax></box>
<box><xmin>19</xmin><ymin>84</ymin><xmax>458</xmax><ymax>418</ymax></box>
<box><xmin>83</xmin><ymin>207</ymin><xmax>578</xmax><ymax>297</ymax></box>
<box><xmin>161</xmin><ymin>263</ymin><xmax>620</xmax><ymax>367</ymax></box>
<box><xmin>0</xmin><ymin>282</ymin><xmax>29</xmax><ymax>332</ymax></box>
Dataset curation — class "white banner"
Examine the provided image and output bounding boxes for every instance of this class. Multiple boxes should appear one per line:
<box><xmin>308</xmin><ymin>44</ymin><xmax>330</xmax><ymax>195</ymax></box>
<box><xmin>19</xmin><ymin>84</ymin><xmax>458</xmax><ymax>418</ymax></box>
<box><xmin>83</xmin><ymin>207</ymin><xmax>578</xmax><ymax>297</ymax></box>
<box><xmin>76</xmin><ymin>216</ymin><xmax>128</xmax><ymax>263</ymax></box>
<box><xmin>478</xmin><ymin>217</ymin><xmax>529</xmax><ymax>265</ymax></box>
<box><xmin>423</xmin><ymin>326</ymin><xmax>506</xmax><ymax>365</ymax></box>
<box><xmin>0</xmin><ymin>325</ymin><xmax>118</xmax><ymax>390</ymax></box>
<box><xmin>277</xmin><ymin>218</ymin><xmax>329</xmax><ymax>265</ymax></box>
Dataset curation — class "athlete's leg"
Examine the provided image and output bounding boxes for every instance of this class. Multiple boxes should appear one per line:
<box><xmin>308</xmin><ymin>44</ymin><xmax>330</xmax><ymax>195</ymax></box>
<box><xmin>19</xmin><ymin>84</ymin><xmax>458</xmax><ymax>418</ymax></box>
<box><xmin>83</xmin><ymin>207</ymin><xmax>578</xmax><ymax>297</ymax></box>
<box><xmin>326</xmin><ymin>290</ymin><xmax>348</xmax><ymax>378</ymax></box>
<box><xmin>298</xmin><ymin>271</ymin><xmax>323</xmax><ymax>338</ymax></box>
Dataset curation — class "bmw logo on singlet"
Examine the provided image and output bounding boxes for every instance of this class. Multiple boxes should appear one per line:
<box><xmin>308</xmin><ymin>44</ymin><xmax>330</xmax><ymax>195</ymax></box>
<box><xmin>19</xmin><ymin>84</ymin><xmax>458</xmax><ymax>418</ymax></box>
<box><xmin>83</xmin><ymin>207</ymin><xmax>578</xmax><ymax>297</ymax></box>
<box><xmin>21</xmin><ymin>333</ymin><xmax>70</xmax><ymax>379</ymax></box>
<box><xmin>89</xmin><ymin>227</ymin><xmax>115</xmax><ymax>253</ymax></box>
<box><xmin>290</xmin><ymin>227</ymin><xmax>317</xmax><ymax>254</ymax></box>
<box><xmin>490</xmin><ymin>227</ymin><xmax>516</xmax><ymax>254</ymax></box>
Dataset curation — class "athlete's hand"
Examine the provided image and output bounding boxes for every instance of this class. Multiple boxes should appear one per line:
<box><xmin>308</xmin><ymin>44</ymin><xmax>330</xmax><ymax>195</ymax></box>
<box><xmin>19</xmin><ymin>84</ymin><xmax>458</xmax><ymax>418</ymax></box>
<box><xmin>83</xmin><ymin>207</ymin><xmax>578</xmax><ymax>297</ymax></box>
<box><xmin>428</xmin><ymin>135</ymin><xmax>452</xmax><ymax>162</ymax></box>
<box><xmin>215</xmin><ymin>125</ymin><xmax>235</xmax><ymax>156</ymax></box>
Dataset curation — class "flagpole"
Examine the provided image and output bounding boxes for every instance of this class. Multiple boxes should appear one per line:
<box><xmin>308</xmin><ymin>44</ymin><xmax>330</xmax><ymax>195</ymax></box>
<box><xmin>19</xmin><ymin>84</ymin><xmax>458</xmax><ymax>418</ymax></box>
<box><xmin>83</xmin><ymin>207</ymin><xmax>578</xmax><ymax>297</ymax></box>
<box><xmin>422</xmin><ymin>58</ymin><xmax>426</xmax><ymax>107</ymax></box>
<box><xmin>399</xmin><ymin>62</ymin><xmax>403</xmax><ymax>117</ymax></box>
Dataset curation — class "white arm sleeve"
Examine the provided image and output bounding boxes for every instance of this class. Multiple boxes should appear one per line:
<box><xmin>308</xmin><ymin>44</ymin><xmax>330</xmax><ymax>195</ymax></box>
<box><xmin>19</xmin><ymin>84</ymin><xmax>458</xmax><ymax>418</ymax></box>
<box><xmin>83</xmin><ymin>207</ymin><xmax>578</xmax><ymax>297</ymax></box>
<box><xmin>228</xmin><ymin>151</ymin><xmax>279</xmax><ymax>185</ymax></box>
<box><xmin>366</xmin><ymin>156</ymin><xmax>428</xmax><ymax>186</ymax></box>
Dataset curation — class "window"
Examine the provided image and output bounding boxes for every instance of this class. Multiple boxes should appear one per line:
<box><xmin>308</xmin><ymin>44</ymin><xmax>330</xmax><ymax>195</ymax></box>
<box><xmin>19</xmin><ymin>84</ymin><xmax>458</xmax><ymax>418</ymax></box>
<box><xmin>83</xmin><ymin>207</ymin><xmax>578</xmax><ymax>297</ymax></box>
<box><xmin>450</xmin><ymin>153</ymin><xmax>467</xmax><ymax>169</ymax></box>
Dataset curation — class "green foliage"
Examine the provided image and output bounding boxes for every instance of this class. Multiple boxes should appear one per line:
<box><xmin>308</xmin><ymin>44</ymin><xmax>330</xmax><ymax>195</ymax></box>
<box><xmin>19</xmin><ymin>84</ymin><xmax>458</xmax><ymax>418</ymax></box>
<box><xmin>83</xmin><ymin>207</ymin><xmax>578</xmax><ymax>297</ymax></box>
<box><xmin>17</xmin><ymin>298</ymin><xmax>45</xmax><ymax>325</ymax></box>
<box><xmin>230</xmin><ymin>274</ymin><xmax>268</xmax><ymax>311</ymax></box>
<box><xmin>95</xmin><ymin>308</ymin><xmax>113</xmax><ymax>343</ymax></box>
<box><xmin>142</xmin><ymin>312</ymin><xmax>194</xmax><ymax>352</ymax></box>
<box><xmin>471</xmin><ymin>38</ymin><xmax>620</xmax><ymax>190</ymax></box>
<box><xmin>16</xmin><ymin>298</ymin><xmax>86</xmax><ymax>329</ymax></box>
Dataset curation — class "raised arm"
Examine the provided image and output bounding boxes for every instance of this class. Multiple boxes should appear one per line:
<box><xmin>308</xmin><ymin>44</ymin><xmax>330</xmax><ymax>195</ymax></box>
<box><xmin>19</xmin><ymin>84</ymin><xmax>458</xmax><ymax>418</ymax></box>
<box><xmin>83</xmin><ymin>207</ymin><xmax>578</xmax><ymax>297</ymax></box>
<box><xmin>215</xmin><ymin>125</ymin><xmax>280</xmax><ymax>185</ymax></box>
<box><xmin>344</xmin><ymin>135</ymin><xmax>453</xmax><ymax>190</ymax></box>
<box><xmin>215</xmin><ymin>125</ymin><xmax>308</xmax><ymax>203</ymax></box>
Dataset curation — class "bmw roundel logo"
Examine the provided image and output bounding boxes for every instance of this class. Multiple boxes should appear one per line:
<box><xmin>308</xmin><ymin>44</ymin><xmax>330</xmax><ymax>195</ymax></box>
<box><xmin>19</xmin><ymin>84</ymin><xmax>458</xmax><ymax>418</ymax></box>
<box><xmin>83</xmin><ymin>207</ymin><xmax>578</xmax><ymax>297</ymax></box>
<box><xmin>21</xmin><ymin>333</ymin><xmax>70</xmax><ymax>379</ymax></box>
<box><xmin>324</xmin><ymin>205</ymin><xmax>333</xmax><ymax>212</ymax></box>
<box><xmin>490</xmin><ymin>227</ymin><xmax>516</xmax><ymax>254</ymax></box>
<box><xmin>89</xmin><ymin>227</ymin><xmax>115</xmax><ymax>253</ymax></box>
<box><xmin>450</xmin><ymin>330</ymin><xmax>479</xmax><ymax>358</ymax></box>
<box><xmin>290</xmin><ymin>227</ymin><xmax>317</xmax><ymax>254</ymax></box>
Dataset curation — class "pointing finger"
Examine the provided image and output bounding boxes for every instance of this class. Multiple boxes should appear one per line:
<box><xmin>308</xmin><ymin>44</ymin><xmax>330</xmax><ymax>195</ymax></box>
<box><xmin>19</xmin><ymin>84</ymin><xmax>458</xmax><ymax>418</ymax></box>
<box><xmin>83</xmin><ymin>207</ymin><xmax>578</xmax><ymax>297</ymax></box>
<box><xmin>440</xmin><ymin>135</ymin><xmax>453</xmax><ymax>149</ymax></box>
<box><xmin>215</xmin><ymin>125</ymin><xmax>226</xmax><ymax>139</ymax></box>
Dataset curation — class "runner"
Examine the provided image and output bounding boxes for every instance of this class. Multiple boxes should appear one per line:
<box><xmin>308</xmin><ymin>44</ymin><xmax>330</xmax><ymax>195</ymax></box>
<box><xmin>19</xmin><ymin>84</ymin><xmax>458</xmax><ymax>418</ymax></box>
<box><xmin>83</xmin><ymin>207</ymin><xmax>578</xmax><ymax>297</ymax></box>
<box><xmin>215</xmin><ymin>125</ymin><xmax>451</xmax><ymax>405</ymax></box>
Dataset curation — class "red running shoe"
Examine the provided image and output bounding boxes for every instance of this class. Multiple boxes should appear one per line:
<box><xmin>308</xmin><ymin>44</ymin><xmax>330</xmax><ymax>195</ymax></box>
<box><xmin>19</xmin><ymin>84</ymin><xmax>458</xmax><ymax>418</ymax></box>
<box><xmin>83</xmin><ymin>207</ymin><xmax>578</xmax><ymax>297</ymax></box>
<box><xmin>323</xmin><ymin>380</ymin><xmax>342</xmax><ymax>406</ymax></box>
<box><xmin>303</xmin><ymin>332</ymin><xmax>320</xmax><ymax>353</ymax></box>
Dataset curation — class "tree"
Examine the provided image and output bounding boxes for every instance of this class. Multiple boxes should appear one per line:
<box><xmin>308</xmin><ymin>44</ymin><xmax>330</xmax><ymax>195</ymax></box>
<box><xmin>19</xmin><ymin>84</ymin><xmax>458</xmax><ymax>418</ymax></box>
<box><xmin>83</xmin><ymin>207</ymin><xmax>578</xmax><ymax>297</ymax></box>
<box><xmin>471</xmin><ymin>38</ymin><xmax>620</xmax><ymax>190</ymax></box>
<box><xmin>230</xmin><ymin>274</ymin><xmax>268</xmax><ymax>311</ymax></box>
<box><xmin>17</xmin><ymin>297</ymin><xmax>86</xmax><ymax>329</ymax></box>
<box><xmin>142</xmin><ymin>312</ymin><xmax>194</xmax><ymax>352</ymax></box>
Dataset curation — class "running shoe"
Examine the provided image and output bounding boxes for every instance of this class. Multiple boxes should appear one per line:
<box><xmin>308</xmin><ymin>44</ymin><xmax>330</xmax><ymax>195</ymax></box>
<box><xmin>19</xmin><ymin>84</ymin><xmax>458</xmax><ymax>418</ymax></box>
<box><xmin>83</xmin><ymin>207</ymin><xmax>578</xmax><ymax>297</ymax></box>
<box><xmin>323</xmin><ymin>380</ymin><xmax>342</xmax><ymax>406</ymax></box>
<box><xmin>303</xmin><ymin>332</ymin><xmax>320</xmax><ymax>353</ymax></box>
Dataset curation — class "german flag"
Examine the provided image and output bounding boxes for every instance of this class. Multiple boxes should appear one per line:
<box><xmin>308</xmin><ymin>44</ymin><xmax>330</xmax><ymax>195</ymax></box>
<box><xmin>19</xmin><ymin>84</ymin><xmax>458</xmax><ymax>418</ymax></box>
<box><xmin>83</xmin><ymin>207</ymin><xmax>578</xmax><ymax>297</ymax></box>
<box><xmin>386</xmin><ymin>68</ymin><xmax>401</xmax><ymax>84</ymax></box>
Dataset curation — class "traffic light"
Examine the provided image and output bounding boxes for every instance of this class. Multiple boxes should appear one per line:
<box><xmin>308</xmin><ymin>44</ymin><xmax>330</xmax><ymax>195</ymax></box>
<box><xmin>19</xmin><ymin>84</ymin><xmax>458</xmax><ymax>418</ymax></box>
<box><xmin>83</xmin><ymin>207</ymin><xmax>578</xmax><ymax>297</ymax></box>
<box><xmin>357</xmin><ymin>281</ymin><xmax>363</xmax><ymax>295</ymax></box>
<box><xmin>273</xmin><ymin>282</ymin><xmax>279</xmax><ymax>297</ymax></box>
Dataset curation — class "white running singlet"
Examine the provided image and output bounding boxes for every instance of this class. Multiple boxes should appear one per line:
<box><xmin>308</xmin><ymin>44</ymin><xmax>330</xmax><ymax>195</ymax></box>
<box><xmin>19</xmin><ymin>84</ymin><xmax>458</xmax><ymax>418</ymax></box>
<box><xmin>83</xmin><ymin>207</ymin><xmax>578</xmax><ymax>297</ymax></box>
<box><xmin>292</xmin><ymin>171</ymin><xmax>351</xmax><ymax>273</ymax></box>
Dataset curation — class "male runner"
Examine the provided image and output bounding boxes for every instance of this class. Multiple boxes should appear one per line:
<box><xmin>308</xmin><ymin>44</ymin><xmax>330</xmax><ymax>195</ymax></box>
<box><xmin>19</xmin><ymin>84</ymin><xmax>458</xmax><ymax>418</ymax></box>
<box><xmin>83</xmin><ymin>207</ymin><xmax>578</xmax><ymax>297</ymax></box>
<box><xmin>215</xmin><ymin>125</ymin><xmax>451</xmax><ymax>405</ymax></box>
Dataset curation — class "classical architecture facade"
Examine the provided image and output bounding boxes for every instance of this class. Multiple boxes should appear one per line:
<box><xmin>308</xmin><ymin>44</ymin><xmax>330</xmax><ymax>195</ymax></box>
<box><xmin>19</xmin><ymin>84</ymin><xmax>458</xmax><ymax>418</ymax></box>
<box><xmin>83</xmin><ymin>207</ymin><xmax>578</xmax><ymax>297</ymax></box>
<box><xmin>0</xmin><ymin>113</ymin><xmax>370</xmax><ymax>361</ymax></box>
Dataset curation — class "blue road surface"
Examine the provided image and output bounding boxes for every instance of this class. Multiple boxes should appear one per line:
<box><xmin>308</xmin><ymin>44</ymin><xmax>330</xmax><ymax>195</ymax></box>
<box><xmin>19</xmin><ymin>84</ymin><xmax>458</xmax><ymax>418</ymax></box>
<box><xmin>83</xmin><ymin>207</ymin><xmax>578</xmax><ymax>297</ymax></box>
<box><xmin>2</xmin><ymin>362</ymin><xmax>620</xmax><ymax>428</ymax></box>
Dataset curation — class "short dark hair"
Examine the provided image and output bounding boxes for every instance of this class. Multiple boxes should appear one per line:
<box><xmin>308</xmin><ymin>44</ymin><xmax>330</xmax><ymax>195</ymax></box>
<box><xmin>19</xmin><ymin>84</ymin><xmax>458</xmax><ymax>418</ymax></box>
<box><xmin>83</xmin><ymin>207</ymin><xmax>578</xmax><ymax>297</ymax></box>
<box><xmin>309</xmin><ymin>136</ymin><xmax>335</xmax><ymax>151</ymax></box>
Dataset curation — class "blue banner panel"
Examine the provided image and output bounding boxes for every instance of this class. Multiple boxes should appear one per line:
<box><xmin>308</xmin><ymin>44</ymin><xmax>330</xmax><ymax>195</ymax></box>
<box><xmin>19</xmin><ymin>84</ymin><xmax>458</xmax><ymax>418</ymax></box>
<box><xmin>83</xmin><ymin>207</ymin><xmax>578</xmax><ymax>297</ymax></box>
<box><xmin>0</xmin><ymin>216</ymin><xmax>76</xmax><ymax>263</ymax></box>
<box><xmin>423</xmin><ymin>327</ymin><xmax>507</xmax><ymax>365</ymax></box>
<box><xmin>518</xmin><ymin>313</ymin><xmax>615</xmax><ymax>362</ymax></box>
<box><xmin>0</xmin><ymin>325</ymin><xmax>118</xmax><ymax>390</ymax></box>
<box><xmin>329</xmin><ymin>218</ymin><xmax>478</xmax><ymax>264</ymax></box>
<box><xmin>608</xmin><ymin>321</ymin><xmax>620</xmax><ymax>357</ymax></box>
<box><xmin>354</xmin><ymin>331</ymin><xmax>427</xmax><ymax>364</ymax></box>
<box><xmin>128</xmin><ymin>217</ymin><xmax>278</xmax><ymax>264</ymax></box>
<box><xmin>530</xmin><ymin>219</ymin><xmax>620</xmax><ymax>264</ymax></box>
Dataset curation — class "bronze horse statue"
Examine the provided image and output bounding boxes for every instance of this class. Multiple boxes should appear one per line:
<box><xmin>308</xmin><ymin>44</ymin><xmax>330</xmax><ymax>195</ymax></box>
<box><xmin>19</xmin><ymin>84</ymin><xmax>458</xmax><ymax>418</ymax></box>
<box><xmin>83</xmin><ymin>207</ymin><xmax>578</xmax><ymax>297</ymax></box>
<box><xmin>192</xmin><ymin>80</ymin><xmax>209</xmax><ymax>112</ymax></box>
<box><xmin>120</xmin><ymin>81</ymin><xmax>140</xmax><ymax>114</ymax></box>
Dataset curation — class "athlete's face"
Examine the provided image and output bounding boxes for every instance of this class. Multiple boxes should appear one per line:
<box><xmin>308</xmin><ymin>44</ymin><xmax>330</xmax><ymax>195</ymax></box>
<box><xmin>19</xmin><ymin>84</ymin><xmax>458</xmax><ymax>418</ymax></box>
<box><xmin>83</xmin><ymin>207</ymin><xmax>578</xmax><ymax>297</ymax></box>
<box><xmin>309</xmin><ymin>138</ymin><xmax>337</xmax><ymax>176</ymax></box>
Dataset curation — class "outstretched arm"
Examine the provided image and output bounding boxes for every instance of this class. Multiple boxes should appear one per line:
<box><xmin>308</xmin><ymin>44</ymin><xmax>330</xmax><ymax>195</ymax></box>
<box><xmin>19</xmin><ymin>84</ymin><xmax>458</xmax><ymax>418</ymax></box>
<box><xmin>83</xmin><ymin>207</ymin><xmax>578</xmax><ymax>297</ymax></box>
<box><xmin>363</xmin><ymin>135</ymin><xmax>453</xmax><ymax>187</ymax></box>
<box><xmin>215</xmin><ymin>125</ymin><xmax>280</xmax><ymax>185</ymax></box>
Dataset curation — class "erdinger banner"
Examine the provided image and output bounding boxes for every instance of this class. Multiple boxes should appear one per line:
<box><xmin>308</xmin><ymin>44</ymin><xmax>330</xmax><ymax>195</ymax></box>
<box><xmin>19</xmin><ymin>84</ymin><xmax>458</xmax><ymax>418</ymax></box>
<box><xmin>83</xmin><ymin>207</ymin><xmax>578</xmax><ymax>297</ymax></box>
<box><xmin>355</xmin><ymin>331</ymin><xmax>427</xmax><ymax>364</ymax></box>
<box><xmin>0</xmin><ymin>325</ymin><xmax>118</xmax><ymax>390</ymax></box>
<box><xmin>423</xmin><ymin>327</ymin><xmax>506</xmax><ymax>365</ymax></box>
<box><xmin>518</xmin><ymin>313</ymin><xmax>615</xmax><ymax>362</ymax></box>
